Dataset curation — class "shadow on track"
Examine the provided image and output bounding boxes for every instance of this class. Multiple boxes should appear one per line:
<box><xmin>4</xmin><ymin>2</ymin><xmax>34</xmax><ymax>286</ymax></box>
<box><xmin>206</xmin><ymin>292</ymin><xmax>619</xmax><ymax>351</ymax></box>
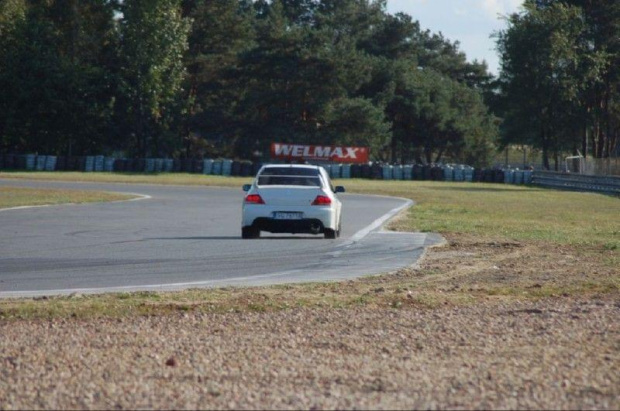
<box><xmin>147</xmin><ymin>236</ymin><xmax>325</xmax><ymax>241</ymax></box>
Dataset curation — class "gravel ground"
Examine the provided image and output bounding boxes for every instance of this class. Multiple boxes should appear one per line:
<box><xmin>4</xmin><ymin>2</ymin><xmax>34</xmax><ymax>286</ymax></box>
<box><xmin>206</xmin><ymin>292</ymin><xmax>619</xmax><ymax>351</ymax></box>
<box><xmin>1</xmin><ymin>296</ymin><xmax>618</xmax><ymax>410</ymax></box>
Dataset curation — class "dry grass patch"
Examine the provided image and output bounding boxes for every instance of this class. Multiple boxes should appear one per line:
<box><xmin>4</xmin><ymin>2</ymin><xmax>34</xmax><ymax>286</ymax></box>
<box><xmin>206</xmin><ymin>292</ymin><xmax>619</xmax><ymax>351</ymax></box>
<box><xmin>0</xmin><ymin>171</ymin><xmax>251</xmax><ymax>188</ymax></box>
<box><xmin>0</xmin><ymin>186</ymin><xmax>133</xmax><ymax>209</ymax></box>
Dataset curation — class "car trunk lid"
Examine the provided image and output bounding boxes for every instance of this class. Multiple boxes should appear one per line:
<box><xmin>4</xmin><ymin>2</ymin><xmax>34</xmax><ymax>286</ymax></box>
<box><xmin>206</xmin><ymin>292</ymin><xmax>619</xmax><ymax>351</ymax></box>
<box><xmin>256</xmin><ymin>186</ymin><xmax>324</xmax><ymax>206</ymax></box>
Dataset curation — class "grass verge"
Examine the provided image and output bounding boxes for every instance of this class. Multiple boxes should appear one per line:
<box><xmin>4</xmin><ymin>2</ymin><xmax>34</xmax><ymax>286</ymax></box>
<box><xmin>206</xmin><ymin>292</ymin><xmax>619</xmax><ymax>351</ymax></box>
<box><xmin>0</xmin><ymin>172</ymin><xmax>618</xmax><ymax>320</ymax></box>
<box><xmin>0</xmin><ymin>186</ymin><xmax>135</xmax><ymax>209</ymax></box>
<box><xmin>0</xmin><ymin>170</ymin><xmax>251</xmax><ymax>188</ymax></box>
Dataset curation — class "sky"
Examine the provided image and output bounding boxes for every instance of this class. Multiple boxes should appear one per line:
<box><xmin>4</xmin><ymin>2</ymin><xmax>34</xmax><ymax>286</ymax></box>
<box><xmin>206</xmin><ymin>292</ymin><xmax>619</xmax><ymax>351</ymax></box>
<box><xmin>386</xmin><ymin>0</ymin><xmax>524</xmax><ymax>76</ymax></box>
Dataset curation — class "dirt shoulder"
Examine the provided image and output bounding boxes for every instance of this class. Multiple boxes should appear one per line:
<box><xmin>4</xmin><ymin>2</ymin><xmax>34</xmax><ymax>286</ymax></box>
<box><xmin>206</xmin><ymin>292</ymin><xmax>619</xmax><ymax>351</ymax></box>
<box><xmin>1</xmin><ymin>236</ymin><xmax>618</xmax><ymax>409</ymax></box>
<box><xmin>1</xmin><ymin>297</ymin><xmax>617</xmax><ymax>410</ymax></box>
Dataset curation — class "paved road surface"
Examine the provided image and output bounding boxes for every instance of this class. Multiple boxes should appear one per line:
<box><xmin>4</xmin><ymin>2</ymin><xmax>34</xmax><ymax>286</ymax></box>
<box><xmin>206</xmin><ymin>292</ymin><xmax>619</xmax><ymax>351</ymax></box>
<box><xmin>0</xmin><ymin>179</ymin><xmax>442</xmax><ymax>297</ymax></box>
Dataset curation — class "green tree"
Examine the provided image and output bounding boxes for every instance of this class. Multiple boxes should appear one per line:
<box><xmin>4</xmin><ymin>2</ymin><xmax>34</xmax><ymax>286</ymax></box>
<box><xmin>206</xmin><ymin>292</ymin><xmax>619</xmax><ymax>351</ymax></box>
<box><xmin>387</xmin><ymin>67</ymin><xmax>497</xmax><ymax>165</ymax></box>
<box><xmin>0</xmin><ymin>0</ymin><xmax>117</xmax><ymax>155</ymax></box>
<box><xmin>321</xmin><ymin>97</ymin><xmax>391</xmax><ymax>156</ymax></box>
<box><xmin>117</xmin><ymin>0</ymin><xmax>190</xmax><ymax>157</ymax></box>
<box><xmin>497</xmin><ymin>0</ymin><xmax>589</xmax><ymax>168</ymax></box>
<box><xmin>181</xmin><ymin>0</ymin><xmax>255</xmax><ymax>158</ymax></box>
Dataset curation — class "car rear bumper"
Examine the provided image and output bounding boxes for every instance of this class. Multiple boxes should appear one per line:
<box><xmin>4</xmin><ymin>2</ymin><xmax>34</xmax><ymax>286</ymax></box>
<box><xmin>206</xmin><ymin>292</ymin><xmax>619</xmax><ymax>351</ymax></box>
<box><xmin>250</xmin><ymin>217</ymin><xmax>325</xmax><ymax>234</ymax></box>
<box><xmin>242</xmin><ymin>204</ymin><xmax>338</xmax><ymax>231</ymax></box>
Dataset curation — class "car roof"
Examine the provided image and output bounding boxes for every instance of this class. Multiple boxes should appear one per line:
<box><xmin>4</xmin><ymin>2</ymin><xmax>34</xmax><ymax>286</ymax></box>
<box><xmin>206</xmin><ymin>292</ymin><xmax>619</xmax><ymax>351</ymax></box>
<box><xmin>261</xmin><ymin>164</ymin><xmax>321</xmax><ymax>170</ymax></box>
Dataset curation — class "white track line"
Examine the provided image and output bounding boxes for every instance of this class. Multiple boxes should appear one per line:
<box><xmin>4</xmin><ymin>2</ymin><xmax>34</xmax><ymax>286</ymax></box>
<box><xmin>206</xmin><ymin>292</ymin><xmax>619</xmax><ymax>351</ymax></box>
<box><xmin>0</xmin><ymin>193</ymin><xmax>151</xmax><ymax>213</ymax></box>
<box><xmin>347</xmin><ymin>198</ymin><xmax>413</xmax><ymax>243</ymax></box>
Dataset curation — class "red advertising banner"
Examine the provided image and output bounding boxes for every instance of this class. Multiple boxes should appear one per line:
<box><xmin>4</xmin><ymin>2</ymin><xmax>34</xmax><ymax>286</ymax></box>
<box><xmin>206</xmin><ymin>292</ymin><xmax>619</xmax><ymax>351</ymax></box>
<box><xmin>270</xmin><ymin>143</ymin><xmax>369</xmax><ymax>163</ymax></box>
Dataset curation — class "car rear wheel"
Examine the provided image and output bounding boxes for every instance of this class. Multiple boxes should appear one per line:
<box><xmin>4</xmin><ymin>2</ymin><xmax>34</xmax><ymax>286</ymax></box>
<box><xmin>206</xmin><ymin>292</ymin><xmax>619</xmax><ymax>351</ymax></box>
<box><xmin>242</xmin><ymin>226</ymin><xmax>260</xmax><ymax>239</ymax></box>
<box><xmin>324</xmin><ymin>228</ymin><xmax>337</xmax><ymax>239</ymax></box>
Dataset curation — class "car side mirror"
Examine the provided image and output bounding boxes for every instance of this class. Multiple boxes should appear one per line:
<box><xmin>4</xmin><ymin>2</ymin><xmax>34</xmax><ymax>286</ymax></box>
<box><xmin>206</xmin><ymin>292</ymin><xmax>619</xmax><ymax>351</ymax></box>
<box><xmin>242</xmin><ymin>184</ymin><xmax>251</xmax><ymax>192</ymax></box>
<box><xmin>335</xmin><ymin>186</ymin><xmax>345</xmax><ymax>193</ymax></box>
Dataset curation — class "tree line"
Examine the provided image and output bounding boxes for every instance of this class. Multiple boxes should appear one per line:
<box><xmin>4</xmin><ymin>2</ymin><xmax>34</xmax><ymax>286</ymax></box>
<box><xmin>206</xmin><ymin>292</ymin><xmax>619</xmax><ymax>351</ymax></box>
<box><xmin>496</xmin><ymin>0</ymin><xmax>620</xmax><ymax>169</ymax></box>
<box><xmin>2</xmin><ymin>0</ymin><xmax>617</xmax><ymax>169</ymax></box>
<box><xmin>0</xmin><ymin>0</ymin><xmax>497</xmax><ymax>166</ymax></box>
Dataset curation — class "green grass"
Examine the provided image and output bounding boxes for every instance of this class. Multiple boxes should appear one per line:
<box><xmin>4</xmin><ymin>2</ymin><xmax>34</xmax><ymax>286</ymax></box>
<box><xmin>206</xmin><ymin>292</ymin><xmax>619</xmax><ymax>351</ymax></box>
<box><xmin>0</xmin><ymin>171</ymin><xmax>617</xmax><ymax>320</ymax></box>
<box><xmin>345</xmin><ymin>180</ymin><xmax>620</xmax><ymax>249</ymax></box>
<box><xmin>0</xmin><ymin>186</ymin><xmax>134</xmax><ymax>209</ymax></box>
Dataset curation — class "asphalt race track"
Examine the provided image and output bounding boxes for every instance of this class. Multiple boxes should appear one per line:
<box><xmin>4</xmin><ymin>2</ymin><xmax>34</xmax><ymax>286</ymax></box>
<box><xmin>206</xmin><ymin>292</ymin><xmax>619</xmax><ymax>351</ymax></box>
<box><xmin>0</xmin><ymin>179</ymin><xmax>442</xmax><ymax>298</ymax></box>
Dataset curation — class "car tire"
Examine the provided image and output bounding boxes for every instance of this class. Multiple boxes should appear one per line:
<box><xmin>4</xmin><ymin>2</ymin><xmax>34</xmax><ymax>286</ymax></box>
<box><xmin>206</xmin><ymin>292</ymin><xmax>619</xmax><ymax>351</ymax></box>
<box><xmin>324</xmin><ymin>228</ymin><xmax>337</xmax><ymax>239</ymax></box>
<box><xmin>242</xmin><ymin>227</ymin><xmax>260</xmax><ymax>239</ymax></box>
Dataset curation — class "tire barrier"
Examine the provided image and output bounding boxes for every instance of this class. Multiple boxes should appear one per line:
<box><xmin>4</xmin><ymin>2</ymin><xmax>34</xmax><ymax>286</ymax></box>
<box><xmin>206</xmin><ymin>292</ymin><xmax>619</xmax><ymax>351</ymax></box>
<box><xmin>392</xmin><ymin>165</ymin><xmax>403</xmax><ymax>180</ymax></box>
<box><xmin>44</xmin><ymin>156</ymin><xmax>57</xmax><ymax>171</ymax></box>
<box><xmin>212</xmin><ymin>159</ymin><xmax>222</xmax><ymax>175</ymax></box>
<box><xmin>3</xmin><ymin>154</ymin><xmax>14</xmax><ymax>169</ymax></box>
<box><xmin>104</xmin><ymin>157</ymin><xmax>115</xmax><ymax>172</ymax></box>
<box><xmin>371</xmin><ymin>164</ymin><xmax>383</xmax><ymax>179</ymax></box>
<box><xmin>173</xmin><ymin>159</ymin><xmax>182</xmax><ymax>172</ymax></box>
<box><xmin>65</xmin><ymin>156</ymin><xmax>77</xmax><ymax>171</ymax></box>
<box><xmin>329</xmin><ymin>164</ymin><xmax>341</xmax><ymax>179</ymax></box>
<box><xmin>55</xmin><ymin>156</ymin><xmax>66</xmax><ymax>171</ymax></box>
<box><xmin>494</xmin><ymin>169</ymin><xmax>505</xmax><ymax>184</ymax></box>
<box><xmin>203</xmin><ymin>159</ymin><xmax>214</xmax><ymax>175</ymax></box>
<box><xmin>36</xmin><ymin>155</ymin><xmax>46</xmax><ymax>171</ymax></box>
<box><xmin>0</xmin><ymin>152</ymin><xmax>550</xmax><ymax>187</ymax></box>
<box><xmin>192</xmin><ymin>159</ymin><xmax>203</xmax><ymax>174</ymax></box>
<box><xmin>145</xmin><ymin>158</ymin><xmax>155</xmax><ymax>173</ymax></box>
<box><xmin>84</xmin><ymin>156</ymin><xmax>94</xmax><ymax>172</ymax></box>
<box><xmin>361</xmin><ymin>164</ymin><xmax>371</xmax><ymax>179</ymax></box>
<box><xmin>403</xmin><ymin>165</ymin><xmax>413</xmax><ymax>180</ymax></box>
<box><xmin>251</xmin><ymin>162</ymin><xmax>262</xmax><ymax>176</ymax></box>
<box><xmin>221</xmin><ymin>159</ymin><xmax>233</xmax><ymax>176</ymax></box>
<box><xmin>381</xmin><ymin>164</ymin><xmax>392</xmax><ymax>180</ymax></box>
<box><xmin>514</xmin><ymin>170</ymin><xmax>524</xmax><ymax>184</ymax></box>
<box><xmin>453</xmin><ymin>166</ymin><xmax>464</xmax><ymax>182</ymax></box>
<box><xmin>180</xmin><ymin>159</ymin><xmax>191</xmax><ymax>173</ymax></box>
<box><xmin>464</xmin><ymin>167</ymin><xmax>474</xmax><ymax>182</ymax></box>
<box><xmin>240</xmin><ymin>162</ymin><xmax>252</xmax><ymax>177</ymax></box>
<box><xmin>231</xmin><ymin>161</ymin><xmax>242</xmax><ymax>177</ymax></box>
<box><xmin>94</xmin><ymin>155</ymin><xmax>105</xmax><ymax>172</ymax></box>
<box><xmin>26</xmin><ymin>154</ymin><xmax>36</xmax><ymax>170</ymax></box>
<box><xmin>442</xmin><ymin>165</ymin><xmax>453</xmax><ymax>181</ymax></box>
<box><xmin>136</xmin><ymin>158</ymin><xmax>146</xmax><ymax>172</ymax></box>
<box><xmin>431</xmin><ymin>166</ymin><xmax>444</xmax><ymax>181</ymax></box>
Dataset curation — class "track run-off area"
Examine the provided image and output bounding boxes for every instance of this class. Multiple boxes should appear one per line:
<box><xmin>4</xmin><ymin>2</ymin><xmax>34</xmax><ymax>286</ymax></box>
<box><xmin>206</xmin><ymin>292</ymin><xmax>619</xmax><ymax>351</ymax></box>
<box><xmin>0</xmin><ymin>179</ymin><xmax>442</xmax><ymax>298</ymax></box>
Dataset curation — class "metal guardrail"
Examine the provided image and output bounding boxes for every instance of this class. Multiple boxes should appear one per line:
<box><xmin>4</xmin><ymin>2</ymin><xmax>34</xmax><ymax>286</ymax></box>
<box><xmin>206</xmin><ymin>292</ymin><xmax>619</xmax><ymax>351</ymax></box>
<box><xmin>532</xmin><ymin>171</ymin><xmax>620</xmax><ymax>194</ymax></box>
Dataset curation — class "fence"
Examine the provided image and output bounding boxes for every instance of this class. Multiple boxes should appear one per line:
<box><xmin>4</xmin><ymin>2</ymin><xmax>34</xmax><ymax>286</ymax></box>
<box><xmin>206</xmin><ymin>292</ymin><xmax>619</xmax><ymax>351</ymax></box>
<box><xmin>583</xmin><ymin>157</ymin><xmax>620</xmax><ymax>176</ymax></box>
<box><xmin>532</xmin><ymin>171</ymin><xmax>620</xmax><ymax>195</ymax></box>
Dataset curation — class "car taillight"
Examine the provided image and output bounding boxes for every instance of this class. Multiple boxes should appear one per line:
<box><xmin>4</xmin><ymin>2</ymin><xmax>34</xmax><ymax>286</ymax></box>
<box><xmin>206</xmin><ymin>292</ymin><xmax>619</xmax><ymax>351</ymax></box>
<box><xmin>245</xmin><ymin>194</ymin><xmax>265</xmax><ymax>204</ymax></box>
<box><xmin>312</xmin><ymin>195</ymin><xmax>331</xmax><ymax>206</ymax></box>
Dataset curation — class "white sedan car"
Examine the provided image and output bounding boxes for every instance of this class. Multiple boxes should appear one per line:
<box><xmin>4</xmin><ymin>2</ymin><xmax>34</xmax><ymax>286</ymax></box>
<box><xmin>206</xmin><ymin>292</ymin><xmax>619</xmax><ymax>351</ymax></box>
<box><xmin>241</xmin><ymin>164</ymin><xmax>345</xmax><ymax>239</ymax></box>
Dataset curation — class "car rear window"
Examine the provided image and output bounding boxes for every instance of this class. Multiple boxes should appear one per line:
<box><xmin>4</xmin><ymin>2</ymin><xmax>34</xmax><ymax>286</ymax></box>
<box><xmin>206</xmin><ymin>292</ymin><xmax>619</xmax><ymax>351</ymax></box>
<box><xmin>257</xmin><ymin>176</ymin><xmax>322</xmax><ymax>187</ymax></box>
<box><xmin>259</xmin><ymin>167</ymin><xmax>319</xmax><ymax>176</ymax></box>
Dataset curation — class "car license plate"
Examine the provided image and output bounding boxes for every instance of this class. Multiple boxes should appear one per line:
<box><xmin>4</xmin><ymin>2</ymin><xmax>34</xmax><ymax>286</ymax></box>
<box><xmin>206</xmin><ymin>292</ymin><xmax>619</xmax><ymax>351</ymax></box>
<box><xmin>273</xmin><ymin>212</ymin><xmax>303</xmax><ymax>220</ymax></box>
